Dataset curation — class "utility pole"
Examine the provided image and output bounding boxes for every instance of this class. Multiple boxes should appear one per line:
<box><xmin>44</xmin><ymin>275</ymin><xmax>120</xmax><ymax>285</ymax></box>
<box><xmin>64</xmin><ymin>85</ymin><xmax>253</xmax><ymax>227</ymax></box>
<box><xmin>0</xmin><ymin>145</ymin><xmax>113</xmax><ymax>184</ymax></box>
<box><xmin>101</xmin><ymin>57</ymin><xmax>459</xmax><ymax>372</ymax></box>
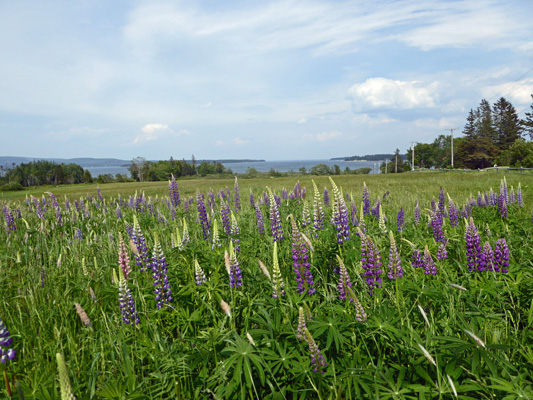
<box><xmin>444</xmin><ymin>128</ymin><xmax>458</xmax><ymax>168</ymax></box>
<box><xmin>384</xmin><ymin>159</ymin><xmax>387</xmax><ymax>174</ymax></box>
<box><xmin>410</xmin><ymin>142</ymin><xmax>417</xmax><ymax>171</ymax></box>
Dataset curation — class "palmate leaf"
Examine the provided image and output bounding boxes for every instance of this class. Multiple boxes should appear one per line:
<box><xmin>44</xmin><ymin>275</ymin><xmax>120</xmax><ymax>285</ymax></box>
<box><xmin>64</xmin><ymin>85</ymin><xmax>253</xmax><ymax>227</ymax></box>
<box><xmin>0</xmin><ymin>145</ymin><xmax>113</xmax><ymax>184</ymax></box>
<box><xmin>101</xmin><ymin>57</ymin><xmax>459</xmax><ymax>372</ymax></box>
<box><xmin>308</xmin><ymin>317</ymin><xmax>349</xmax><ymax>352</ymax></box>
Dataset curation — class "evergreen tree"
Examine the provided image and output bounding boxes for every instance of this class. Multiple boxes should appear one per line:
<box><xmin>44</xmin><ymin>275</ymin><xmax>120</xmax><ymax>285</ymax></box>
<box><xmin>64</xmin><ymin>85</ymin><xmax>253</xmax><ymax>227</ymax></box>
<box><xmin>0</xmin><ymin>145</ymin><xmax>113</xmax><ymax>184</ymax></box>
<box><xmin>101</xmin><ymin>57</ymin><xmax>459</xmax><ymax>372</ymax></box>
<box><xmin>463</xmin><ymin>109</ymin><xmax>477</xmax><ymax>139</ymax></box>
<box><xmin>476</xmin><ymin>99</ymin><xmax>497</xmax><ymax>143</ymax></box>
<box><xmin>522</xmin><ymin>94</ymin><xmax>533</xmax><ymax>140</ymax></box>
<box><xmin>492</xmin><ymin>97</ymin><xmax>522</xmax><ymax>150</ymax></box>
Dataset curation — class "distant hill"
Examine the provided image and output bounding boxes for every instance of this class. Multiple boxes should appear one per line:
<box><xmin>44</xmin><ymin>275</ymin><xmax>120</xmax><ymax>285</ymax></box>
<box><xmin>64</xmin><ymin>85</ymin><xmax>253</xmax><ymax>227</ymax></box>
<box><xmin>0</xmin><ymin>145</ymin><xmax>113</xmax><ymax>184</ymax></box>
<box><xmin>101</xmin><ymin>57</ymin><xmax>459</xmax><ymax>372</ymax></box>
<box><xmin>331</xmin><ymin>154</ymin><xmax>407</xmax><ymax>161</ymax></box>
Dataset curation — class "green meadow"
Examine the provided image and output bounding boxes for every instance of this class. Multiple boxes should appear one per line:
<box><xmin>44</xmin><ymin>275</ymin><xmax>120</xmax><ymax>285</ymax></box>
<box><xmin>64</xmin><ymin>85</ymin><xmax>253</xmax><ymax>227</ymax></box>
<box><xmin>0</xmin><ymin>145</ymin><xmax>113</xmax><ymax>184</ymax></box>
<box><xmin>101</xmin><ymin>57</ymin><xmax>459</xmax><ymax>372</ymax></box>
<box><xmin>1</xmin><ymin>171</ymin><xmax>532</xmax><ymax>399</ymax></box>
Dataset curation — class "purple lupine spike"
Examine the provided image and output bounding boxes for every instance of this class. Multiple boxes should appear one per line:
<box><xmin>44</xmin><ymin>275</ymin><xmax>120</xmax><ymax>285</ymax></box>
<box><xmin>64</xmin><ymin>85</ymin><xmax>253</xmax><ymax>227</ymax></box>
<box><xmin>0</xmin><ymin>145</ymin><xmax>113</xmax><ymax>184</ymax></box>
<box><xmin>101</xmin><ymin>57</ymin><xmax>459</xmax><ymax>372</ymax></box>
<box><xmin>268</xmin><ymin>188</ymin><xmax>284</xmax><ymax>242</ymax></box>
<box><xmin>74</xmin><ymin>228</ymin><xmax>83</xmax><ymax>243</ymax></box>
<box><xmin>255</xmin><ymin>204</ymin><xmax>265</xmax><ymax>234</ymax></box>
<box><xmin>350</xmin><ymin>198</ymin><xmax>359</xmax><ymax>226</ymax></box>
<box><xmin>423</xmin><ymin>246</ymin><xmax>437</xmax><ymax>275</ymax></box>
<box><xmin>118</xmin><ymin>270</ymin><xmax>139</xmax><ymax>325</ymax></box>
<box><xmin>484</xmin><ymin>192</ymin><xmax>489</xmax><ymax>206</ymax></box>
<box><xmin>371</xmin><ymin>198</ymin><xmax>381</xmax><ymax>220</ymax></box>
<box><xmin>517</xmin><ymin>183</ymin><xmax>523</xmax><ymax>207</ymax></box>
<box><xmin>477</xmin><ymin>192</ymin><xmax>485</xmax><ymax>208</ymax></box>
<box><xmin>249</xmin><ymin>190</ymin><xmax>255</xmax><ymax>208</ymax></box>
<box><xmin>97</xmin><ymin>187</ymin><xmax>103</xmax><ymax>202</ymax></box>
<box><xmin>234</xmin><ymin>177</ymin><xmax>241</xmax><ymax>213</ymax></box>
<box><xmin>438</xmin><ymin>187</ymin><xmax>446</xmax><ymax>219</ymax></box>
<box><xmin>387</xmin><ymin>232</ymin><xmax>402</xmax><ymax>280</ymax></box>
<box><xmin>116</xmin><ymin>206</ymin><xmax>122</xmax><ymax>219</ymax></box>
<box><xmin>359</xmin><ymin>229</ymin><xmax>383</xmax><ymax>296</ymax></box>
<box><xmin>323</xmin><ymin>188</ymin><xmax>329</xmax><ymax>206</ymax></box>
<box><xmin>430</xmin><ymin>210</ymin><xmax>445</xmax><ymax>243</ymax></box>
<box><xmin>498</xmin><ymin>196</ymin><xmax>508</xmax><ymax>219</ymax></box>
<box><xmin>220</xmin><ymin>198</ymin><xmax>231</xmax><ymax>235</ymax></box>
<box><xmin>494</xmin><ymin>239</ymin><xmax>510</xmax><ymax>273</ymax></box>
<box><xmin>0</xmin><ymin>318</ymin><xmax>16</xmax><ymax>363</ymax></box>
<box><xmin>436</xmin><ymin>240</ymin><xmax>448</xmax><ymax>261</ymax></box>
<box><xmin>291</xmin><ymin>216</ymin><xmax>315</xmax><ymax>296</ymax></box>
<box><xmin>131</xmin><ymin>217</ymin><xmax>150</xmax><ymax>272</ymax></box>
<box><xmin>337</xmin><ymin>257</ymin><xmax>353</xmax><ymax>301</ymax></box>
<box><xmin>302</xmin><ymin>201</ymin><xmax>311</xmax><ymax>228</ymax></box>
<box><xmin>362</xmin><ymin>183</ymin><xmax>371</xmax><ymax>216</ymax></box>
<box><xmin>196</xmin><ymin>190</ymin><xmax>210</xmax><ymax>241</ymax></box>
<box><xmin>465</xmin><ymin>218</ymin><xmax>482</xmax><ymax>272</ymax></box>
<box><xmin>481</xmin><ymin>241</ymin><xmax>494</xmax><ymax>272</ymax></box>
<box><xmin>151</xmin><ymin>237</ymin><xmax>173</xmax><ymax>309</ymax></box>
<box><xmin>448</xmin><ymin>197</ymin><xmax>459</xmax><ymax>227</ymax></box>
<box><xmin>431</xmin><ymin>197</ymin><xmax>437</xmax><ymax>214</ymax></box>
<box><xmin>229</xmin><ymin>245</ymin><xmax>243</xmax><ymax>288</ymax></box>
<box><xmin>412</xmin><ymin>248</ymin><xmax>424</xmax><ymax>269</ymax></box>
<box><xmin>414</xmin><ymin>200</ymin><xmax>421</xmax><ymax>225</ymax></box>
<box><xmin>230</xmin><ymin>212</ymin><xmax>241</xmax><ymax>252</ymax></box>
<box><xmin>305</xmin><ymin>329</ymin><xmax>327</xmax><ymax>374</ymax></box>
<box><xmin>282</xmin><ymin>188</ymin><xmax>288</xmax><ymax>200</ymax></box>
<box><xmin>2</xmin><ymin>206</ymin><xmax>16</xmax><ymax>231</ymax></box>
<box><xmin>169</xmin><ymin>174</ymin><xmax>181</xmax><ymax>207</ymax></box>
<box><xmin>397</xmin><ymin>207</ymin><xmax>405</xmax><ymax>231</ymax></box>
<box><xmin>64</xmin><ymin>197</ymin><xmax>70</xmax><ymax>212</ymax></box>
<box><xmin>329</xmin><ymin>178</ymin><xmax>350</xmax><ymax>243</ymax></box>
<box><xmin>501</xmin><ymin>178</ymin><xmax>509</xmax><ymax>204</ymax></box>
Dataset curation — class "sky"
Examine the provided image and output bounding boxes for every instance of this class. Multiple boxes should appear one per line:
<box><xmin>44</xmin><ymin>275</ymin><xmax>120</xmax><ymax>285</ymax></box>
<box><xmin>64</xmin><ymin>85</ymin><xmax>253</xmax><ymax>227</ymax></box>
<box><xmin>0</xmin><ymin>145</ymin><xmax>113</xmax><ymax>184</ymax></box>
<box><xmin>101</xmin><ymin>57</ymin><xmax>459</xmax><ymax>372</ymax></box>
<box><xmin>1</xmin><ymin>0</ymin><xmax>533</xmax><ymax>161</ymax></box>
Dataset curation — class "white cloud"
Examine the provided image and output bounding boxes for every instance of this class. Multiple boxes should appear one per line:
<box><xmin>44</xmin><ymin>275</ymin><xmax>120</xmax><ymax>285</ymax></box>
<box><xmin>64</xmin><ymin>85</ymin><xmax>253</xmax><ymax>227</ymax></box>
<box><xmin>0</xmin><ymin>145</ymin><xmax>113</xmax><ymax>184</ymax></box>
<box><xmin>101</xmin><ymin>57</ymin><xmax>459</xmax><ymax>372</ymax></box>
<box><xmin>297</xmin><ymin>118</ymin><xmax>307</xmax><ymax>124</ymax></box>
<box><xmin>481</xmin><ymin>79</ymin><xmax>533</xmax><ymax>105</ymax></box>
<box><xmin>304</xmin><ymin>131</ymin><xmax>342</xmax><ymax>142</ymax></box>
<box><xmin>201</xmin><ymin>102</ymin><xmax>212</xmax><ymax>108</ymax></box>
<box><xmin>215</xmin><ymin>140</ymin><xmax>224</xmax><ymax>146</ymax></box>
<box><xmin>133</xmin><ymin>123</ymin><xmax>188</xmax><ymax>144</ymax></box>
<box><xmin>349</xmin><ymin>78</ymin><xmax>439</xmax><ymax>110</ymax></box>
<box><xmin>234</xmin><ymin>137</ymin><xmax>249</xmax><ymax>145</ymax></box>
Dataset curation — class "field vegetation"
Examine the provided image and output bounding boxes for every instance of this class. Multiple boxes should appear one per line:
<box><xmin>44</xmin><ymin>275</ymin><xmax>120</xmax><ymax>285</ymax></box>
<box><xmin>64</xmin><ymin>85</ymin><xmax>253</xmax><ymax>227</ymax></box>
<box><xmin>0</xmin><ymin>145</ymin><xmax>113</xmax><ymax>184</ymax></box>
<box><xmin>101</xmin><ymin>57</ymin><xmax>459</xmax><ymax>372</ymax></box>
<box><xmin>1</xmin><ymin>172</ymin><xmax>533</xmax><ymax>399</ymax></box>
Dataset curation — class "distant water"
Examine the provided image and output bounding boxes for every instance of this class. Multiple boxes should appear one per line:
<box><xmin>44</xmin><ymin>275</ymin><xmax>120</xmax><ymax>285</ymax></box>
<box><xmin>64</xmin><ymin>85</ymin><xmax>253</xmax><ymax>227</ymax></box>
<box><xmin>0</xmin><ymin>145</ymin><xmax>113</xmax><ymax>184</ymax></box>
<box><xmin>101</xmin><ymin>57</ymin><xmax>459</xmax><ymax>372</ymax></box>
<box><xmin>85</xmin><ymin>159</ymin><xmax>384</xmax><ymax>177</ymax></box>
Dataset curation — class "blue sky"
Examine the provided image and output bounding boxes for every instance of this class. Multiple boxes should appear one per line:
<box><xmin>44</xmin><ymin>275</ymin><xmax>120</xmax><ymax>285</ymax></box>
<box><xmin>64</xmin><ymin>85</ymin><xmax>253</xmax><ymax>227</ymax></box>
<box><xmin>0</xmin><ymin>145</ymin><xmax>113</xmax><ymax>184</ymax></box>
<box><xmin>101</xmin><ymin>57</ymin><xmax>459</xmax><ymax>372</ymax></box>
<box><xmin>2</xmin><ymin>0</ymin><xmax>533</xmax><ymax>161</ymax></box>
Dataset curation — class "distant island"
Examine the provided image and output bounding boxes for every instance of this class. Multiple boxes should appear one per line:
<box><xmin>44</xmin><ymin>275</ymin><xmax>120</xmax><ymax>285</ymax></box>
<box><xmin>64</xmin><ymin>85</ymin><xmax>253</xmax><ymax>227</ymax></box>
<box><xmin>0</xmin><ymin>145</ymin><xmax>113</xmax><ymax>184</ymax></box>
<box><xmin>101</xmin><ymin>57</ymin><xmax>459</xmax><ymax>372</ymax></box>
<box><xmin>331</xmin><ymin>154</ymin><xmax>407</xmax><ymax>161</ymax></box>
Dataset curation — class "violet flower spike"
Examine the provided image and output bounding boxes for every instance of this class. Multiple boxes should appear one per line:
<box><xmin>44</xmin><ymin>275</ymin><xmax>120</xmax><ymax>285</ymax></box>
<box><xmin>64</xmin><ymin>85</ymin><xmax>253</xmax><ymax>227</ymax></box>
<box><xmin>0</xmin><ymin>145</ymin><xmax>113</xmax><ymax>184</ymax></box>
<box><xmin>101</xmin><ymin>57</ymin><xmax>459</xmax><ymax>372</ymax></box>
<box><xmin>494</xmin><ymin>238</ymin><xmax>510</xmax><ymax>273</ymax></box>
<box><xmin>150</xmin><ymin>235</ymin><xmax>173</xmax><ymax>309</ymax></box>
<box><xmin>290</xmin><ymin>215</ymin><xmax>315</xmax><ymax>296</ymax></box>
<box><xmin>118</xmin><ymin>233</ymin><xmax>132</xmax><ymax>279</ymax></box>
<box><xmin>304</xmin><ymin>329</ymin><xmax>327</xmax><ymax>374</ymax></box>
<box><xmin>362</xmin><ymin>182</ymin><xmax>371</xmax><ymax>216</ymax></box>
<box><xmin>196</xmin><ymin>190</ymin><xmax>210</xmax><ymax>241</ymax></box>
<box><xmin>423</xmin><ymin>246</ymin><xmax>437</xmax><ymax>275</ymax></box>
<box><xmin>397</xmin><ymin>207</ymin><xmax>405</xmax><ymax>231</ymax></box>
<box><xmin>387</xmin><ymin>231</ymin><xmax>402</xmax><ymax>280</ymax></box>
<box><xmin>311</xmin><ymin>180</ymin><xmax>324</xmax><ymax>237</ymax></box>
<box><xmin>0</xmin><ymin>317</ymin><xmax>16</xmax><ymax>363</ymax></box>
<box><xmin>118</xmin><ymin>268</ymin><xmax>140</xmax><ymax>325</ymax></box>
<box><xmin>255</xmin><ymin>204</ymin><xmax>265</xmax><ymax>235</ymax></box>
<box><xmin>228</xmin><ymin>243</ymin><xmax>243</xmax><ymax>288</ymax></box>
<box><xmin>336</xmin><ymin>255</ymin><xmax>353</xmax><ymax>301</ymax></box>
<box><xmin>272</xmin><ymin>242</ymin><xmax>285</xmax><ymax>298</ymax></box>
<box><xmin>194</xmin><ymin>259</ymin><xmax>207</xmax><ymax>285</ymax></box>
<box><xmin>267</xmin><ymin>187</ymin><xmax>284</xmax><ymax>242</ymax></box>
<box><xmin>296</xmin><ymin>307</ymin><xmax>307</xmax><ymax>342</ymax></box>
<box><xmin>465</xmin><ymin>217</ymin><xmax>482</xmax><ymax>272</ymax></box>
<box><xmin>414</xmin><ymin>200</ymin><xmax>421</xmax><ymax>225</ymax></box>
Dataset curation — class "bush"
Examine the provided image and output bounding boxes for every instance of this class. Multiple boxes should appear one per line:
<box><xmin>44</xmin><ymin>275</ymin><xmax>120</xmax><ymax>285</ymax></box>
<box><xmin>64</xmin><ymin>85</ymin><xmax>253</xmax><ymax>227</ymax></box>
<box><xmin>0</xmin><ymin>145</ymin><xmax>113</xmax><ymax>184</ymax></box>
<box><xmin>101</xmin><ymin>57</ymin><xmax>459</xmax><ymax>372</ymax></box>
<box><xmin>0</xmin><ymin>182</ymin><xmax>24</xmax><ymax>191</ymax></box>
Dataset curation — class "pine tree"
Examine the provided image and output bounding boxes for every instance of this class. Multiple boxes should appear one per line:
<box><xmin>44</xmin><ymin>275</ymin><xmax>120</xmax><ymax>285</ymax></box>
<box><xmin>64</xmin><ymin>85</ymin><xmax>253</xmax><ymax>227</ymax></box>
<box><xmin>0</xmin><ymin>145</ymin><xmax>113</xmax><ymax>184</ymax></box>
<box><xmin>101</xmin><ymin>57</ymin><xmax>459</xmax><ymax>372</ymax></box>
<box><xmin>492</xmin><ymin>97</ymin><xmax>522</xmax><ymax>150</ymax></box>
<box><xmin>476</xmin><ymin>99</ymin><xmax>497</xmax><ymax>143</ymax></box>
<box><xmin>522</xmin><ymin>94</ymin><xmax>533</xmax><ymax>140</ymax></box>
<box><xmin>463</xmin><ymin>109</ymin><xmax>477</xmax><ymax>139</ymax></box>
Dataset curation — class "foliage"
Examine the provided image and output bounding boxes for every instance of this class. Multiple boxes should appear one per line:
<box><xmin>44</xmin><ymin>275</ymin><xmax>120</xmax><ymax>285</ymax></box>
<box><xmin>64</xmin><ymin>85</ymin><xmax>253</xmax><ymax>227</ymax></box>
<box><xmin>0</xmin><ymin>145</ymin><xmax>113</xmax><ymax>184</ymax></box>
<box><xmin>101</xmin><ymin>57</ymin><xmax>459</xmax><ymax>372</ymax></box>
<box><xmin>1</xmin><ymin>173</ymin><xmax>532</xmax><ymax>399</ymax></box>
<box><xmin>1</xmin><ymin>160</ymin><xmax>88</xmax><ymax>187</ymax></box>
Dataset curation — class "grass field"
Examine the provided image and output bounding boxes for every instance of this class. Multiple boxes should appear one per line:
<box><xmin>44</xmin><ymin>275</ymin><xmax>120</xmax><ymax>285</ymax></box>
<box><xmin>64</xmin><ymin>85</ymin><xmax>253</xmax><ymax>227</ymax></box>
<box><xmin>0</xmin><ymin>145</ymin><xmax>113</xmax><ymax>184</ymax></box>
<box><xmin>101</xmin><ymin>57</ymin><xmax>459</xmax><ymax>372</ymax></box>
<box><xmin>1</xmin><ymin>171</ymin><xmax>532</xmax><ymax>399</ymax></box>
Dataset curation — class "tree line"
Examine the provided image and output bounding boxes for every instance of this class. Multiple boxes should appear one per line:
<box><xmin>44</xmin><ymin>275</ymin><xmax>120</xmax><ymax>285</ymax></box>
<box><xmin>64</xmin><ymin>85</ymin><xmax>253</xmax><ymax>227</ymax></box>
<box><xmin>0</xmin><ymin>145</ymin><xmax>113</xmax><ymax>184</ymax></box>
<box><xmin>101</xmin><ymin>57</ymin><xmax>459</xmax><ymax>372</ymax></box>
<box><xmin>0</xmin><ymin>160</ymin><xmax>92</xmax><ymax>190</ymax></box>
<box><xmin>406</xmin><ymin>95</ymin><xmax>533</xmax><ymax>170</ymax></box>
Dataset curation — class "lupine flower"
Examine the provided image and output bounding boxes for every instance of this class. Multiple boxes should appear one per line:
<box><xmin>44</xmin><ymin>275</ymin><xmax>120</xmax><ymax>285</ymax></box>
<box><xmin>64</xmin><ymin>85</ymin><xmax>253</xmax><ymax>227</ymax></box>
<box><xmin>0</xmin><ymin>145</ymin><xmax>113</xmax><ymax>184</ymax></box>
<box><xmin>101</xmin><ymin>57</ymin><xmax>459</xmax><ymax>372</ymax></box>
<box><xmin>56</xmin><ymin>353</ymin><xmax>76</xmax><ymax>400</ymax></box>
<box><xmin>234</xmin><ymin>177</ymin><xmax>241</xmax><ymax>213</ymax></box>
<box><xmin>465</xmin><ymin>218</ymin><xmax>482</xmax><ymax>272</ymax></box>
<box><xmin>196</xmin><ymin>190</ymin><xmax>210</xmax><ymax>241</ymax></box>
<box><xmin>378</xmin><ymin>204</ymin><xmax>387</xmax><ymax>234</ymax></box>
<box><xmin>151</xmin><ymin>235</ymin><xmax>173</xmax><ymax>309</ymax></box>
<box><xmin>517</xmin><ymin>183</ymin><xmax>523</xmax><ymax>207</ymax></box>
<box><xmin>296</xmin><ymin>306</ymin><xmax>307</xmax><ymax>341</ymax></box>
<box><xmin>194</xmin><ymin>259</ymin><xmax>207</xmax><ymax>285</ymax></box>
<box><xmin>73</xmin><ymin>302</ymin><xmax>92</xmax><ymax>327</ymax></box>
<box><xmin>414</xmin><ymin>200</ymin><xmax>421</xmax><ymax>225</ymax></box>
<box><xmin>211</xmin><ymin>219</ymin><xmax>221</xmax><ymax>249</ymax></box>
<box><xmin>436</xmin><ymin>240</ymin><xmax>448</xmax><ymax>261</ymax></box>
<box><xmin>494</xmin><ymin>238</ymin><xmax>510</xmax><ymax>273</ymax></box>
<box><xmin>118</xmin><ymin>233</ymin><xmax>132</xmax><ymax>279</ymax></box>
<box><xmin>509</xmin><ymin>187</ymin><xmax>515</xmax><ymax>204</ymax></box>
<box><xmin>255</xmin><ymin>204</ymin><xmax>265</xmax><ymax>234</ymax></box>
<box><xmin>2</xmin><ymin>205</ymin><xmax>16</xmax><ymax>231</ymax></box>
<box><xmin>372</xmin><ymin>198</ymin><xmax>381</xmax><ymax>220</ymax></box>
<box><xmin>477</xmin><ymin>192</ymin><xmax>485</xmax><ymax>207</ymax></box>
<box><xmin>258</xmin><ymin>259</ymin><xmax>271</xmax><ymax>280</ymax></box>
<box><xmin>417</xmin><ymin>343</ymin><xmax>437</xmax><ymax>367</ymax></box>
<box><xmin>230</xmin><ymin>212</ymin><xmax>240</xmax><ymax>252</ymax></box>
<box><xmin>130</xmin><ymin>216</ymin><xmax>150</xmax><ymax>272</ymax></box>
<box><xmin>272</xmin><ymin>242</ymin><xmax>285</xmax><ymax>298</ymax></box>
<box><xmin>0</xmin><ymin>318</ymin><xmax>16</xmax><ymax>363</ymax></box>
<box><xmin>267</xmin><ymin>187</ymin><xmax>284</xmax><ymax>242</ymax></box>
<box><xmin>357</xmin><ymin>202</ymin><xmax>366</xmax><ymax>234</ymax></box>
<box><xmin>302</xmin><ymin>201</ymin><xmax>311</xmax><ymax>227</ymax></box>
<box><xmin>323</xmin><ymin>188</ymin><xmax>329</xmax><ymax>206</ymax></box>
<box><xmin>311</xmin><ymin>180</ymin><xmax>324</xmax><ymax>237</ymax></box>
<box><xmin>304</xmin><ymin>329</ymin><xmax>327</xmax><ymax>374</ymax></box>
<box><xmin>335</xmin><ymin>255</ymin><xmax>353</xmax><ymax>301</ymax></box>
<box><xmin>387</xmin><ymin>231</ymin><xmax>402</xmax><ymax>280</ymax></box>
<box><xmin>220</xmin><ymin>299</ymin><xmax>231</xmax><ymax>317</ymax></box>
<box><xmin>228</xmin><ymin>242</ymin><xmax>243</xmax><ymax>288</ymax></box>
<box><xmin>249</xmin><ymin>190</ymin><xmax>255</xmax><ymax>208</ymax></box>
<box><xmin>350</xmin><ymin>196</ymin><xmax>359</xmax><ymax>226</ymax></box>
<box><xmin>438</xmin><ymin>187</ymin><xmax>446</xmax><ymax>220</ymax></box>
<box><xmin>347</xmin><ymin>287</ymin><xmax>367</xmax><ymax>322</ymax></box>
<box><xmin>423</xmin><ymin>246</ymin><xmax>437</xmax><ymax>275</ymax></box>
<box><xmin>182</xmin><ymin>219</ymin><xmax>190</xmax><ymax>245</ymax></box>
<box><xmin>448</xmin><ymin>196</ymin><xmax>459</xmax><ymax>227</ymax></box>
<box><xmin>501</xmin><ymin>177</ymin><xmax>509</xmax><ymax>203</ymax></box>
<box><xmin>430</xmin><ymin>210</ymin><xmax>445</xmax><ymax>243</ymax></box>
<box><xmin>412</xmin><ymin>248</ymin><xmax>424</xmax><ymax>269</ymax></box>
<box><xmin>290</xmin><ymin>215</ymin><xmax>315</xmax><ymax>296</ymax></box>
<box><xmin>329</xmin><ymin>177</ymin><xmax>350</xmax><ymax>243</ymax></box>
<box><xmin>169</xmin><ymin>174</ymin><xmax>181</xmax><ymax>207</ymax></box>
<box><xmin>362</xmin><ymin>182</ymin><xmax>371</xmax><ymax>215</ymax></box>
<box><xmin>358</xmin><ymin>228</ymin><xmax>383</xmax><ymax>296</ymax></box>
<box><xmin>397</xmin><ymin>207</ymin><xmax>405</xmax><ymax>231</ymax></box>
<box><xmin>480</xmin><ymin>241</ymin><xmax>495</xmax><ymax>272</ymax></box>
<box><xmin>498</xmin><ymin>196</ymin><xmax>508</xmax><ymax>219</ymax></box>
